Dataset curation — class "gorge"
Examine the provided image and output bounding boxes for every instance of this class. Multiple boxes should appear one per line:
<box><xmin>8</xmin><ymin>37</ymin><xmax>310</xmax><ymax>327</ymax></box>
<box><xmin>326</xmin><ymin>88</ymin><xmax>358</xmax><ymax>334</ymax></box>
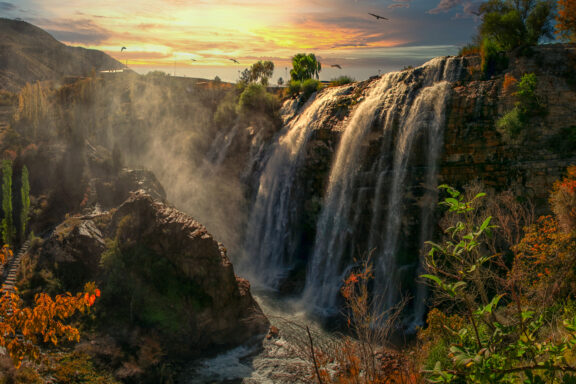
<box><xmin>2</xmin><ymin>16</ymin><xmax>576</xmax><ymax>381</ymax></box>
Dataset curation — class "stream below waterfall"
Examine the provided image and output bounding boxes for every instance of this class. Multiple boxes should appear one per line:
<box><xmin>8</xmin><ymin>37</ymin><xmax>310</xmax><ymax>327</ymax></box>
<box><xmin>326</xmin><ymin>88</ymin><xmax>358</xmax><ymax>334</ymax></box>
<box><xmin>182</xmin><ymin>292</ymin><xmax>326</xmax><ymax>384</ymax></box>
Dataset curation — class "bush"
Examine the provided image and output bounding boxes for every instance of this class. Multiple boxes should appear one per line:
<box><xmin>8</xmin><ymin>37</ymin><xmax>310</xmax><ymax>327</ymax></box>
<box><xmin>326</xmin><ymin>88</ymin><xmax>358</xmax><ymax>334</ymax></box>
<box><xmin>330</xmin><ymin>75</ymin><xmax>354</xmax><ymax>86</ymax></box>
<box><xmin>286</xmin><ymin>80</ymin><xmax>302</xmax><ymax>98</ymax></box>
<box><xmin>497</xmin><ymin>73</ymin><xmax>543</xmax><ymax>138</ymax></box>
<box><xmin>237</xmin><ymin>83</ymin><xmax>279</xmax><ymax>115</ymax></box>
<box><xmin>496</xmin><ymin>106</ymin><xmax>524</xmax><ymax>137</ymax></box>
<box><xmin>300</xmin><ymin>78</ymin><xmax>322</xmax><ymax>100</ymax></box>
<box><xmin>481</xmin><ymin>38</ymin><xmax>508</xmax><ymax>77</ymax></box>
<box><xmin>422</xmin><ymin>185</ymin><xmax>576</xmax><ymax>383</ymax></box>
<box><xmin>550</xmin><ymin>166</ymin><xmax>576</xmax><ymax>232</ymax></box>
<box><xmin>515</xmin><ymin>72</ymin><xmax>540</xmax><ymax>113</ymax></box>
<box><xmin>459</xmin><ymin>43</ymin><xmax>480</xmax><ymax>56</ymax></box>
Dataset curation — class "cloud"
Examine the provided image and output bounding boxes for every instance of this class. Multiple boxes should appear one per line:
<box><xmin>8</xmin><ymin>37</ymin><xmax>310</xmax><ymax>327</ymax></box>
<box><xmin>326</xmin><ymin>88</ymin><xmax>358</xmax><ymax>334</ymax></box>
<box><xmin>428</xmin><ymin>0</ymin><xmax>482</xmax><ymax>17</ymax></box>
<box><xmin>0</xmin><ymin>1</ymin><xmax>16</xmax><ymax>11</ymax></box>
<box><xmin>455</xmin><ymin>1</ymin><xmax>482</xmax><ymax>18</ymax></box>
<box><xmin>388</xmin><ymin>3</ymin><xmax>410</xmax><ymax>9</ymax></box>
<box><xmin>428</xmin><ymin>0</ymin><xmax>463</xmax><ymax>14</ymax></box>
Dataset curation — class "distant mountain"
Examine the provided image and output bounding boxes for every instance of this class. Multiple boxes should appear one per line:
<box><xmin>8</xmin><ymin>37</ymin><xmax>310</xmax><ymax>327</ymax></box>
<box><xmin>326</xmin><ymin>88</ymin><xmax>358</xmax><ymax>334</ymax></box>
<box><xmin>0</xmin><ymin>18</ymin><xmax>123</xmax><ymax>92</ymax></box>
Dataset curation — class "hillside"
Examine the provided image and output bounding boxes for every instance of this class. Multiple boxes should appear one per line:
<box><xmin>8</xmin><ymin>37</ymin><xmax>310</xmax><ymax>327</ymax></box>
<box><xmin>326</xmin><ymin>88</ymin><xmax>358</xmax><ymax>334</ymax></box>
<box><xmin>0</xmin><ymin>18</ymin><xmax>123</xmax><ymax>92</ymax></box>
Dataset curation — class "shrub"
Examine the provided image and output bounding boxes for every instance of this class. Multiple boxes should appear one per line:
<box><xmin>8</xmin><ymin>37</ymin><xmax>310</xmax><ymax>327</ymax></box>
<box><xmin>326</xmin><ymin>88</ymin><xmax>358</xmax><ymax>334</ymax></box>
<box><xmin>550</xmin><ymin>165</ymin><xmax>576</xmax><ymax>232</ymax></box>
<box><xmin>497</xmin><ymin>73</ymin><xmax>543</xmax><ymax>138</ymax></box>
<box><xmin>300</xmin><ymin>78</ymin><xmax>322</xmax><ymax>100</ymax></box>
<box><xmin>286</xmin><ymin>80</ymin><xmax>302</xmax><ymax>98</ymax></box>
<box><xmin>481</xmin><ymin>38</ymin><xmax>508</xmax><ymax>77</ymax></box>
<box><xmin>496</xmin><ymin>106</ymin><xmax>524</xmax><ymax>137</ymax></box>
<box><xmin>422</xmin><ymin>185</ymin><xmax>576</xmax><ymax>383</ymax></box>
<box><xmin>502</xmin><ymin>73</ymin><xmax>518</xmax><ymax>94</ymax></box>
<box><xmin>237</xmin><ymin>83</ymin><xmax>279</xmax><ymax>115</ymax></box>
<box><xmin>515</xmin><ymin>72</ymin><xmax>540</xmax><ymax>114</ymax></box>
<box><xmin>459</xmin><ymin>43</ymin><xmax>481</xmax><ymax>56</ymax></box>
<box><xmin>330</xmin><ymin>76</ymin><xmax>354</xmax><ymax>86</ymax></box>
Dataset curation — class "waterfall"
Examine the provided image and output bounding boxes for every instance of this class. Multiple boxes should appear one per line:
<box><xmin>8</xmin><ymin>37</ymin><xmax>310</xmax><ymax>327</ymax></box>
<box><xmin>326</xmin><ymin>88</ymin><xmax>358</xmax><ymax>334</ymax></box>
<box><xmin>304</xmin><ymin>57</ymin><xmax>463</xmax><ymax>316</ymax></box>
<box><xmin>241</xmin><ymin>86</ymin><xmax>354</xmax><ymax>288</ymax></box>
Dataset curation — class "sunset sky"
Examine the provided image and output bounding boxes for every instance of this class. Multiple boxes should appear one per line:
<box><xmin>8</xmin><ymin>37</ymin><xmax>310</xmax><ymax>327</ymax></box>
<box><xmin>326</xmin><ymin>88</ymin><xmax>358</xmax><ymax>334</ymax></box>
<box><xmin>0</xmin><ymin>0</ymin><xmax>483</xmax><ymax>81</ymax></box>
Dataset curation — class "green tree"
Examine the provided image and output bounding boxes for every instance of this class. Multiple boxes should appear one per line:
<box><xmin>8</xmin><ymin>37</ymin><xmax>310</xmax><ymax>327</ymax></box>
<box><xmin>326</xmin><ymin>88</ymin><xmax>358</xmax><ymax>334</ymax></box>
<box><xmin>290</xmin><ymin>53</ymin><xmax>322</xmax><ymax>82</ymax></box>
<box><xmin>239</xmin><ymin>60</ymin><xmax>275</xmax><ymax>86</ymax></box>
<box><xmin>20</xmin><ymin>165</ymin><xmax>30</xmax><ymax>241</ymax></box>
<box><xmin>1</xmin><ymin>160</ymin><xmax>13</xmax><ymax>245</ymax></box>
<box><xmin>479</xmin><ymin>0</ymin><xmax>554</xmax><ymax>50</ymax></box>
<box><xmin>423</xmin><ymin>185</ymin><xmax>576</xmax><ymax>383</ymax></box>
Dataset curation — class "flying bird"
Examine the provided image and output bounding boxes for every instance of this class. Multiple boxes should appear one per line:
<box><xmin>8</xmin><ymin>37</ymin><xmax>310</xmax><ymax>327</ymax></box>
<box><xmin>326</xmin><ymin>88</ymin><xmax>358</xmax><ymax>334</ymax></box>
<box><xmin>121</xmin><ymin>46</ymin><xmax>127</xmax><ymax>52</ymax></box>
<box><xmin>191</xmin><ymin>59</ymin><xmax>197</xmax><ymax>62</ymax></box>
<box><xmin>368</xmin><ymin>12</ymin><xmax>388</xmax><ymax>20</ymax></box>
<box><xmin>229</xmin><ymin>58</ymin><xmax>239</xmax><ymax>64</ymax></box>
<box><xmin>331</xmin><ymin>64</ymin><xmax>342</xmax><ymax>69</ymax></box>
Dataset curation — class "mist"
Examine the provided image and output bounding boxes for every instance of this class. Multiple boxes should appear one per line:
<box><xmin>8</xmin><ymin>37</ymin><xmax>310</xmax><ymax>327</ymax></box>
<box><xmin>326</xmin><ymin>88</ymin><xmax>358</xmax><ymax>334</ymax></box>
<box><xmin>12</xmin><ymin>72</ymin><xmax>281</xmax><ymax>258</ymax></box>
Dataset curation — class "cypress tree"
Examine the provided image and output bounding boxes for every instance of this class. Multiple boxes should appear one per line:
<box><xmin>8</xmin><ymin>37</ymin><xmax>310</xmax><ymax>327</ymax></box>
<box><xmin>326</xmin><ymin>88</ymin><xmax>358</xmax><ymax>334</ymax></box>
<box><xmin>1</xmin><ymin>160</ymin><xmax>13</xmax><ymax>245</ymax></box>
<box><xmin>20</xmin><ymin>166</ymin><xmax>30</xmax><ymax>241</ymax></box>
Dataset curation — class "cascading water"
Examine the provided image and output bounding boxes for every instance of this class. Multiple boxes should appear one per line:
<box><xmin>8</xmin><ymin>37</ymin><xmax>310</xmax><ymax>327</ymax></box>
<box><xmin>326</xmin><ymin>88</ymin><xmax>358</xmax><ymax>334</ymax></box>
<box><xmin>241</xmin><ymin>86</ymin><xmax>354</xmax><ymax>288</ymax></box>
<box><xmin>304</xmin><ymin>57</ymin><xmax>463</xmax><ymax>317</ymax></box>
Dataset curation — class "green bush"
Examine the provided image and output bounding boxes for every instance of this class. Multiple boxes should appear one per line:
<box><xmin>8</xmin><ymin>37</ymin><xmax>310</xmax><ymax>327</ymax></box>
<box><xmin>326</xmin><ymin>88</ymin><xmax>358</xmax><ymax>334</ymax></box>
<box><xmin>237</xmin><ymin>83</ymin><xmax>279</xmax><ymax>115</ymax></box>
<box><xmin>481</xmin><ymin>38</ymin><xmax>508</xmax><ymax>77</ymax></box>
<box><xmin>496</xmin><ymin>106</ymin><xmax>524</xmax><ymax>137</ymax></box>
<box><xmin>286</xmin><ymin>80</ymin><xmax>302</xmax><ymax>98</ymax></box>
<box><xmin>497</xmin><ymin>73</ymin><xmax>543</xmax><ymax>138</ymax></box>
<box><xmin>330</xmin><ymin>76</ymin><xmax>354</xmax><ymax>86</ymax></box>
<box><xmin>515</xmin><ymin>72</ymin><xmax>540</xmax><ymax>113</ymax></box>
<box><xmin>301</xmin><ymin>78</ymin><xmax>322</xmax><ymax>100</ymax></box>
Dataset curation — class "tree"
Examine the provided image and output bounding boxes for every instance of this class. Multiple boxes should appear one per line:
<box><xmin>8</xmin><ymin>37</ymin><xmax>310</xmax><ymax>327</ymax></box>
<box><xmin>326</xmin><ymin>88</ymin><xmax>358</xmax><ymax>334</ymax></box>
<box><xmin>20</xmin><ymin>166</ymin><xmax>30</xmax><ymax>241</ymax></box>
<box><xmin>239</xmin><ymin>60</ymin><xmax>275</xmax><ymax>86</ymax></box>
<box><xmin>0</xmin><ymin>282</ymin><xmax>100</xmax><ymax>368</ymax></box>
<box><xmin>277</xmin><ymin>77</ymin><xmax>284</xmax><ymax>87</ymax></box>
<box><xmin>479</xmin><ymin>0</ymin><xmax>554</xmax><ymax>50</ymax></box>
<box><xmin>2</xmin><ymin>159</ymin><xmax>14</xmax><ymax>246</ymax></box>
<box><xmin>290</xmin><ymin>53</ymin><xmax>322</xmax><ymax>82</ymax></box>
<box><xmin>556</xmin><ymin>0</ymin><xmax>576</xmax><ymax>42</ymax></box>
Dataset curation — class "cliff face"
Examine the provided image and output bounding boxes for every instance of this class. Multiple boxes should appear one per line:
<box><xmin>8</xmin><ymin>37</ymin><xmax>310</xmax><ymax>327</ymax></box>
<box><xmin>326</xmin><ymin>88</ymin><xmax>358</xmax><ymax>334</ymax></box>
<box><xmin>441</xmin><ymin>45</ymin><xmax>576</xmax><ymax>205</ymax></box>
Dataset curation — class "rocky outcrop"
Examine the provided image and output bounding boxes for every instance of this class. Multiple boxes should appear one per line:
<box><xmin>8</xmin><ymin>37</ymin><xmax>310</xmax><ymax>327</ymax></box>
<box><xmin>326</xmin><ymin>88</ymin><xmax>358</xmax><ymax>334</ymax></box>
<box><xmin>108</xmin><ymin>191</ymin><xmax>269</xmax><ymax>351</ymax></box>
<box><xmin>22</xmin><ymin>190</ymin><xmax>268</xmax><ymax>381</ymax></box>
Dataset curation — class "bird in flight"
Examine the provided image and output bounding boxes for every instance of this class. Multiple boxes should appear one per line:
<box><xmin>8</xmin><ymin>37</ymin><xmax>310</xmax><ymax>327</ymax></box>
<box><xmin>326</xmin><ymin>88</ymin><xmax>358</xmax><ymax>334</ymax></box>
<box><xmin>121</xmin><ymin>46</ymin><xmax>127</xmax><ymax>52</ymax></box>
<box><xmin>229</xmin><ymin>58</ymin><xmax>239</xmax><ymax>64</ymax></box>
<box><xmin>368</xmin><ymin>13</ymin><xmax>388</xmax><ymax>20</ymax></box>
<box><xmin>331</xmin><ymin>64</ymin><xmax>342</xmax><ymax>69</ymax></box>
<box><xmin>191</xmin><ymin>59</ymin><xmax>197</xmax><ymax>62</ymax></box>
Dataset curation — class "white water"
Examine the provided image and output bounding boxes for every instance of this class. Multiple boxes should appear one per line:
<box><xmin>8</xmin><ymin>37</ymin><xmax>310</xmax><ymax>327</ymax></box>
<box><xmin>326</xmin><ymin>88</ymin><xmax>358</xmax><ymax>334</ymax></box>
<box><xmin>240</xmin><ymin>86</ymin><xmax>353</xmax><ymax>288</ymax></box>
<box><xmin>304</xmin><ymin>57</ymin><xmax>463</xmax><ymax>317</ymax></box>
<box><xmin>183</xmin><ymin>293</ymin><xmax>325</xmax><ymax>384</ymax></box>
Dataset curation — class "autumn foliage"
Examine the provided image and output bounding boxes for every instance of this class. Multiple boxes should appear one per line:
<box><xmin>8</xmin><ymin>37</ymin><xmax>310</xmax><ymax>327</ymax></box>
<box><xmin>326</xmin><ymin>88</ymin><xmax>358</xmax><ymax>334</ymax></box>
<box><xmin>502</xmin><ymin>73</ymin><xmax>518</xmax><ymax>95</ymax></box>
<box><xmin>550</xmin><ymin>165</ymin><xmax>576</xmax><ymax>231</ymax></box>
<box><xmin>511</xmin><ymin>215</ymin><xmax>576</xmax><ymax>303</ymax></box>
<box><xmin>0</xmin><ymin>282</ymin><xmax>100</xmax><ymax>367</ymax></box>
<box><xmin>304</xmin><ymin>258</ymin><xmax>418</xmax><ymax>384</ymax></box>
<box><xmin>556</xmin><ymin>0</ymin><xmax>576</xmax><ymax>42</ymax></box>
<box><xmin>0</xmin><ymin>244</ymin><xmax>13</xmax><ymax>266</ymax></box>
